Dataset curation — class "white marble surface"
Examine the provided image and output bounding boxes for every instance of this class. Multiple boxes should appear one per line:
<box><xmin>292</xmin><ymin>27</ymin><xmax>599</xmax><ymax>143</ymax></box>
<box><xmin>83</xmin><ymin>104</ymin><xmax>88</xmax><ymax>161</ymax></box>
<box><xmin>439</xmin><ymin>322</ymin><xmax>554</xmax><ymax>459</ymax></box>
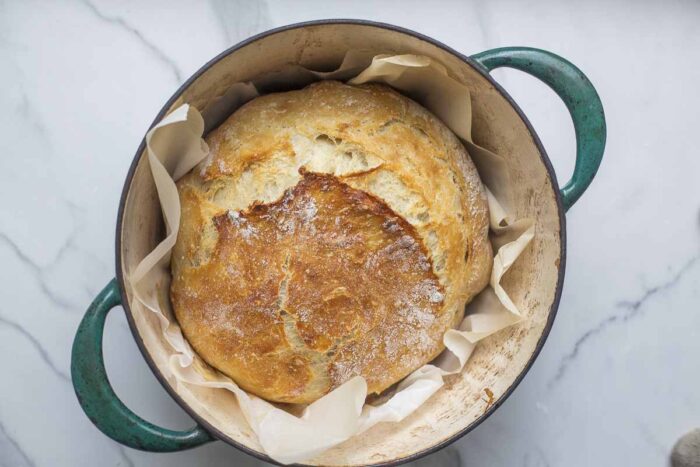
<box><xmin>1</xmin><ymin>1</ymin><xmax>699</xmax><ymax>466</ymax></box>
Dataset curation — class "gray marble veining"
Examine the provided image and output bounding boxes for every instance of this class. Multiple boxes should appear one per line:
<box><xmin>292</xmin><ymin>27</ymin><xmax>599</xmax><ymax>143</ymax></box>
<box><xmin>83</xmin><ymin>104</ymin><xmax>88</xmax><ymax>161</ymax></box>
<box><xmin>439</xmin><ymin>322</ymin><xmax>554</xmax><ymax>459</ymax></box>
<box><xmin>549</xmin><ymin>253</ymin><xmax>700</xmax><ymax>388</ymax></box>
<box><xmin>1</xmin><ymin>1</ymin><xmax>699</xmax><ymax>466</ymax></box>
<box><xmin>79</xmin><ymin>0</ymin><xmax>184</xmax><ymax>83</ymax></box>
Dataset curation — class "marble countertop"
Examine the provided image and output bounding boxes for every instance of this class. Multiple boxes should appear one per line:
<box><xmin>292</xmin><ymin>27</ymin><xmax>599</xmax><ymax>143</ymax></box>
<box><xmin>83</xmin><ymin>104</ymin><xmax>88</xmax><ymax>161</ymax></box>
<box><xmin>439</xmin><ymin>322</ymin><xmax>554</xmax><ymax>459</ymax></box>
<box><xmin>2</xmin><ymin>1</ymin><xmax>699</xmax><ymax>466</ymax></box>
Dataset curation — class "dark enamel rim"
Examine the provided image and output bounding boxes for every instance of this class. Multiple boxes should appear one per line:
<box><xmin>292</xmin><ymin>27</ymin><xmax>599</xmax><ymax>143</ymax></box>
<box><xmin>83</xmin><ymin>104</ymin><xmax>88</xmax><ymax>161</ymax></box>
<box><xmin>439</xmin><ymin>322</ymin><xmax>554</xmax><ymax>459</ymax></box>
<box><xmin>114</xmin><ymin>19</ymin><xmax>566</xmax><ymax>467</ymax></box>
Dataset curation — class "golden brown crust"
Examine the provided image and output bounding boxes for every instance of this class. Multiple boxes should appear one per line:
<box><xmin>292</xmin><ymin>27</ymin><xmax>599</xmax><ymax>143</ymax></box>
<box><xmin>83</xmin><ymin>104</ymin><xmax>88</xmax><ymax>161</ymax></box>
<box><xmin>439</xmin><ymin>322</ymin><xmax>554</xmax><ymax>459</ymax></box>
<box><xmin>171</xmin><ymin>81</ymin><xmax>492</xmax><ymax>404</ymax></box>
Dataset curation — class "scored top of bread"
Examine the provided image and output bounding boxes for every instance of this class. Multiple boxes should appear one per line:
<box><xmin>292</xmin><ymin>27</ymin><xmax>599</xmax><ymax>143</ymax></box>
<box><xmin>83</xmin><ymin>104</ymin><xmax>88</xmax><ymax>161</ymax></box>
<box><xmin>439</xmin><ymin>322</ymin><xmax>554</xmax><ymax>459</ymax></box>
<box><xmin>171</xmin><ymin>80</ymin><xmax>492</xmax><ymax>404</ymax></box>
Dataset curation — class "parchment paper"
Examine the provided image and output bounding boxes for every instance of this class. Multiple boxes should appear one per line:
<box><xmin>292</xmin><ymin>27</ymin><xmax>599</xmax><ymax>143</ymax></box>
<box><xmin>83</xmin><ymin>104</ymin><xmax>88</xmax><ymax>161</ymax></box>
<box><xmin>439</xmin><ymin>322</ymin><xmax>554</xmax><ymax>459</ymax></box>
<box><xmin>129</xmin><ymin>53</ymin><xmax>534</xmax><ymax>465</ymax></box>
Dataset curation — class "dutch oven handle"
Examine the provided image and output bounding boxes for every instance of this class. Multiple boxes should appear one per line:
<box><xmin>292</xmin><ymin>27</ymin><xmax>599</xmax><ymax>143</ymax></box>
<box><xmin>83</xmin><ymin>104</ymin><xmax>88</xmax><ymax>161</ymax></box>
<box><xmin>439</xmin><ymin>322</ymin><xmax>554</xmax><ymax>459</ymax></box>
<box><xmin>71</xmin><ymin>278</ymin><xmax>214</xmax><ymax>451</ymax></box>
<box><xmin>470</xmin><ymin>47</ymin><xmax>606</xmax><ymax>211</ymax></box>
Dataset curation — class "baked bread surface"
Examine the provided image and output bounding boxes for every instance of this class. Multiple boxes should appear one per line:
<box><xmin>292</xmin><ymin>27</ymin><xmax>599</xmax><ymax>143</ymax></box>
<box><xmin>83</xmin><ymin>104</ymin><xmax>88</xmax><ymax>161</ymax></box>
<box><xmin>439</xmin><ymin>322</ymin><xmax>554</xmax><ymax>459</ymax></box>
<box><xmin>171</xmin><ymin>81</ymin><xmax>492</xmax><ymax>404</ymax></box>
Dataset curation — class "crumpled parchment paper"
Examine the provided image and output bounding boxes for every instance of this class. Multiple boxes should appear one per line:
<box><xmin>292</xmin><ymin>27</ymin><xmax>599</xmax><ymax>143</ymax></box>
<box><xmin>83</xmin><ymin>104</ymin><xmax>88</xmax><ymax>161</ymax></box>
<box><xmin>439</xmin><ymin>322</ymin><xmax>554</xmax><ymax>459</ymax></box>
<box><xmin>128</xmin><ymin>52</ymin><xmax>534</xmax><ymax>465</ymax></box>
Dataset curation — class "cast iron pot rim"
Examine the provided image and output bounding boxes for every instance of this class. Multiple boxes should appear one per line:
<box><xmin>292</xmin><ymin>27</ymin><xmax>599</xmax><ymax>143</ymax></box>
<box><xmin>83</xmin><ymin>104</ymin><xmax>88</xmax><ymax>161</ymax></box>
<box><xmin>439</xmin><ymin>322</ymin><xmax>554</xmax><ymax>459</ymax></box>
<box><xmin>114</xmin><ymin>18</ymin><xmax>566</xmax><ymax>467</ymax></box>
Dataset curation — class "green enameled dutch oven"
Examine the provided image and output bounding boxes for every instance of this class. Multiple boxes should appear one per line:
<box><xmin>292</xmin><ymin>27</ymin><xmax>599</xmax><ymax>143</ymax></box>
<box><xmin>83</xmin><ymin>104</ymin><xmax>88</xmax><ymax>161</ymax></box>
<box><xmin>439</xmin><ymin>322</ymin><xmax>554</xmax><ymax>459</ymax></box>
<box><xmin>71</xmin><ymin>20</ymin><xmax>605</xmax><ymax>466</ymax></box>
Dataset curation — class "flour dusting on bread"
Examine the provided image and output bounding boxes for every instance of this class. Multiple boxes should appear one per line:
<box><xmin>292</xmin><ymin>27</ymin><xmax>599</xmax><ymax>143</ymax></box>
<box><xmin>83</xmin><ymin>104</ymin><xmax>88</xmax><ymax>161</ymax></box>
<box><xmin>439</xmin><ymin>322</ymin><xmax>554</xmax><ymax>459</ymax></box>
<box><xmin>171</xmin><ymin>81</ymin><xmax>492</xmax><ymax>404</ymax></box>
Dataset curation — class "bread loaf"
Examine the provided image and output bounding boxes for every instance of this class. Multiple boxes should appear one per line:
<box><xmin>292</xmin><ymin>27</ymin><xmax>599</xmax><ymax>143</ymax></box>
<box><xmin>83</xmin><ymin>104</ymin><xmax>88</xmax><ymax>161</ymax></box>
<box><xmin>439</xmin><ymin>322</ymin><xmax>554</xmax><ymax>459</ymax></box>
<box><xmin>170</xmin><ymin>81</ymin><xmax>492</xmax><ymax>404</ymax></box>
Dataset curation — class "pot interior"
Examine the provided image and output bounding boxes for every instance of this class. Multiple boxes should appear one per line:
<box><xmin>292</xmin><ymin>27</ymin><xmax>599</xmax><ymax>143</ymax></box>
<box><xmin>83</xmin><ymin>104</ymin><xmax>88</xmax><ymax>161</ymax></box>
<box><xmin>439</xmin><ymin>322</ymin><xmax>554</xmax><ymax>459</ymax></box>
<box><xmin>118</xmin><ymin>21</ymin><xmax>562</xmax><ymax>466</ymax></box>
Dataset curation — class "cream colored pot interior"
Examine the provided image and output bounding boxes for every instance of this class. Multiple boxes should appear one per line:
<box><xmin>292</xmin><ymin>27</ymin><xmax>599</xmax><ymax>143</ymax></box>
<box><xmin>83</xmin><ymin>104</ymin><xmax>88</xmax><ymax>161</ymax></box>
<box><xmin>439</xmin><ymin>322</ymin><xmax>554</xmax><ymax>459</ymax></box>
<box><xmin>119</xmin><ymin>23</ymin><xmax>562</xmax><ymax>466</ymax></box>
